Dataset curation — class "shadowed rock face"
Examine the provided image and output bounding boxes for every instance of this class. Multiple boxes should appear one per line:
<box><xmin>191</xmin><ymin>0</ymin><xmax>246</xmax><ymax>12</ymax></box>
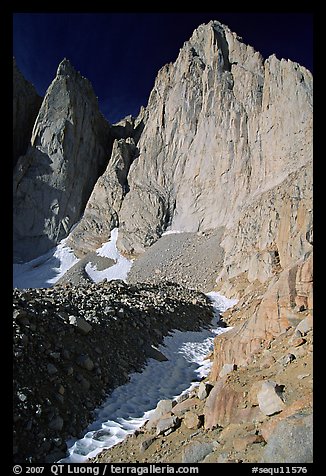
<box><xmin>13</xmin><ymin>59</ymin><xmax>112</xmax><ymax>263</ymax></box>
<box><xmin>13</xmin><ymin>58</ymin><xmax>42</xmax><ymax>168</ymax></box>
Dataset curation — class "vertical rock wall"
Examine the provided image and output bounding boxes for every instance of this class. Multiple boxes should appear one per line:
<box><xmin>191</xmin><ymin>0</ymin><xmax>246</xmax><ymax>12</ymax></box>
<box><xmin>13</xmin><ymin>59</ymin><xmax>112</xmax><ymax>262</ymax></box>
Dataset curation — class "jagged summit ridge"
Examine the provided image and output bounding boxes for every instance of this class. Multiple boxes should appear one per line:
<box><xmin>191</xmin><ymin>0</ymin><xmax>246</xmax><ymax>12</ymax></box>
<box><xmin>13</xmin><ymin>58</ymin><xmax>42</xmax><ymax>168</ymax></box>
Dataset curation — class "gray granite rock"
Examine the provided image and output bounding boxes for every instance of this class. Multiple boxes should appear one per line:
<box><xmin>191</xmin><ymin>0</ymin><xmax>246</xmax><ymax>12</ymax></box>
<box><xmin>13</xmin><ymin>59</ymin><xmax>112</xmax><ymax>262</ymax></box>
<box><xmin>182</xmin><ymin>441</ymin><xmax>215</xmax><ymax>463</ymax></box>
<box><xmin>117</xmin><ymin>21</ymin><xmax>312</xmax><ymax>269</ymax></box>
<box><xmin>156</xmin><ymin>415</ymin><xmax>179</xmax><ymax>436</ymax></box>
<box><xmin>69</xmin><ymin>315</ymin><xmax>92</xmax><ymax>334</ymax></box>
<box><xmin>197</xmin><ymin>381</ymin><xmax>213</xmax><ymax>400</ymax></box>
<box><xmin>262</xmin><ymin>412</ymin><xmax>313</xmax><ymax>463</ymax></box>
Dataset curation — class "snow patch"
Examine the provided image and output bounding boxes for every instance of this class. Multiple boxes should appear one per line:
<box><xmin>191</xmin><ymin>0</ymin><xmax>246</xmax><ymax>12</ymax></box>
<box><xmin>84</xmin><ymin>228</ymin><xmax>133</xmax><ymax>283</ymax></box>
<box><xmin>13</xmin><ymin>241</ymin><xmax>79</xmax><ymax>289</ymax></box>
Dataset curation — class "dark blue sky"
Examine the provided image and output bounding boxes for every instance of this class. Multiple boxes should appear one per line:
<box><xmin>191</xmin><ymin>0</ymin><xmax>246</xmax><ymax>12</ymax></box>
<box><xmin>13</xmin><ymin>12</ymin><xmax>313</xmax><ymax>124</ymax></box>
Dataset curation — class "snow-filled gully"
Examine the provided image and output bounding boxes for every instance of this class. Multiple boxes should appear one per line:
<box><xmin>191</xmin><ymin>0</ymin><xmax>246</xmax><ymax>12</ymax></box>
<box><xmin>59</xmin><ymin>292</ymin><xmax>237</xmax><ymax>463</ymax></box>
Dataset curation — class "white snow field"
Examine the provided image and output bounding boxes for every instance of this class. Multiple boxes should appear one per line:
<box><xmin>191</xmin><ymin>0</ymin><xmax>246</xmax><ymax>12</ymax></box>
<box><xmin>59</xmin><ymin>292</ymin><xmax>237</xmax><ymax>463</ymax></box>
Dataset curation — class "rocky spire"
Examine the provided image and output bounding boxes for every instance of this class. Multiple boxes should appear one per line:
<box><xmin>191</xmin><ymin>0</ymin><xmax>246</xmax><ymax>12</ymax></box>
<box><xmin>13</xmin><ymin>58</ymin><xmax>112</xmax><ymax>262</ymax></box>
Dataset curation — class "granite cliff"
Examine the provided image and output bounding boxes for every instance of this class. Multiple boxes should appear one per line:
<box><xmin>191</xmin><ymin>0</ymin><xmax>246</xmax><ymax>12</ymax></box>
<box><xmin>13</xmin><ymin>59</ymin><xmax>112</xmax><ymax>262</ymax></box>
